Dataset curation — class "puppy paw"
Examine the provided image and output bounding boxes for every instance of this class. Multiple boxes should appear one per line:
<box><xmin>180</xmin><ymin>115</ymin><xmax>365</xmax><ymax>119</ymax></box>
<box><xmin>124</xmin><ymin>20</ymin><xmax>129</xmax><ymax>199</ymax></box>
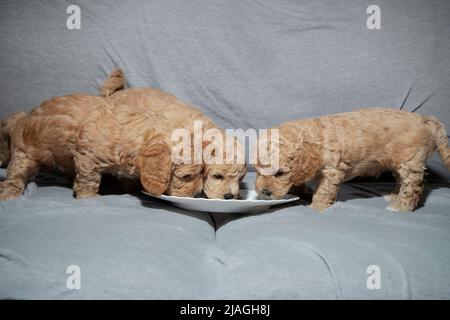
<box><xmin>75</xmin><ymin>192</ymin><xmax>98</xmax><ymax>199</ymax></box>
<box><xmin>308</xmin><ymin>201</ymin><xmax>330</xmax><ymax>212</ymax></box>
<box><xmin>0</xmin><ymin>181</ymin><xmax>23</xmax><ymax>201</ymax></box>
<box><xmin>386</xmin><ymin>203</ymin><xmax>414</xmax><ymax>212</ymax></box>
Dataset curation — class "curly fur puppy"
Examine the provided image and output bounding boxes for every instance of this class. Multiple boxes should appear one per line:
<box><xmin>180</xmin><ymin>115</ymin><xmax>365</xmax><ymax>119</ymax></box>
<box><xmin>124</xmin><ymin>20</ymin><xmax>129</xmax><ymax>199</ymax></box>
<box><xmin>105</xmin><ymin>87</ymin><xmax>246</xmax><ymax>199</ymax></box>
<box><xmin>255</xmin><ymin>108</ymin><xmax>450</xmax><ymax>212</ymax></box>
<box><xmin>0</xmin><ymin>70</ymin><xmax>123</xmax><ymax>170</ymax></box>
<box><xmin>0</xmin><ymin>71</ymin><xmax>208</xmax><ymax>200</ymax></box>
<box><xmin>0</xmin><ymin>94</ymin><xmax>205</xmax><ymax>200</ymax></box>
<box><xmin>0</xmin><ymin>95</ymin><xmax>107</xmax><ymax>200</ymax></box>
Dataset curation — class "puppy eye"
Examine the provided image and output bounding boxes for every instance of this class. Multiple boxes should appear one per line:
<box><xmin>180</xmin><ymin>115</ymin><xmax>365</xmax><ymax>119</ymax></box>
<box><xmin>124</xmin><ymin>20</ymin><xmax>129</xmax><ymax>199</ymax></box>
<box><xmin>274</xmin><ymin>170</ymin><xmax>285</xmax><ymax>177</ymax></box>
<box><xmin>213</xmin><ymin>174</ymin><xmax>224</xmax><ymax>180</ymax></box>
<box><xmin>182</xmin><ymin>174</ymin><xmax>192</xmax><ymax>180</ymax></box>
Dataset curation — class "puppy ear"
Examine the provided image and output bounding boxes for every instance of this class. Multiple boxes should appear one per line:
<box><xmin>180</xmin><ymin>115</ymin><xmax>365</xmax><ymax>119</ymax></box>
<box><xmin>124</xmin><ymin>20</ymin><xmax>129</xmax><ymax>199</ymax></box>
<box><xmin>138</xmin><ymin>138</ymin><xmax>173</xmax><ymax>196</ymax></box>
<box><xmin>291</xmin><ymin>142</ymin><xmax>322</xmax><ymax>185</ymax></box>
<box><xmin>202</xmin><ymin>139</ymin><xmax>215</xmax><ymax>164</ymax></box>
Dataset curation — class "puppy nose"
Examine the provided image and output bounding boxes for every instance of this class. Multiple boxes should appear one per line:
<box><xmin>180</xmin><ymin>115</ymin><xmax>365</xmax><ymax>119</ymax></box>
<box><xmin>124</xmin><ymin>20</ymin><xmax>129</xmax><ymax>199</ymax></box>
<box><xmin>194</xmin><ymin>192</ymin><xmax>203</xmax><ymax>198</ymax></box>
<box><xmin>261</xmin><ymin>189</ymin><xmax>272</xmax><ymax>197</ymax></box>
<box><xmin>224</xmin><ymin>193</ymin><xmax>234</xmax><ymax>200</ymax></box>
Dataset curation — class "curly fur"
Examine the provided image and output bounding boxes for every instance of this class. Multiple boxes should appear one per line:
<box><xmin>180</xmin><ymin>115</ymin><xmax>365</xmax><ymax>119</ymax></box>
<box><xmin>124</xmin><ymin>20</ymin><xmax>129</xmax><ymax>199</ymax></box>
<box><xmin>0</xmin><ymin>75</ymin><xmax>246</xmax><ymax>200</ymax></box>
<box><xmin>105</xmin><ymin>87</ymin><xmax>246</xmax><ymax>199</ymax></box>
<box><xmin>0</xmin><ymin>112</ymin><xmax>27</xmax><ymax>168</ymax></box>
<box><xmin>255</xmin><ymin>108</ymin><xmax>450</xmax><ymax>212</ymax></box>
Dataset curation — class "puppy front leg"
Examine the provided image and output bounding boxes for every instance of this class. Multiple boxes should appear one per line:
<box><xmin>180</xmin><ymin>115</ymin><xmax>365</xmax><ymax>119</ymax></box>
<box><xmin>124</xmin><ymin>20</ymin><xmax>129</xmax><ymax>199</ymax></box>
<box><xmin>0</xmin><ymin>152</ymin><xmax>37</xmax><ymax>201</ymax></box>
<box><xmin>73</xmin><ymin>153</ymin><xmax>101</xmax><ymax>199</ymax></box>
<box><xmin>310</xmin><ymin>168</ymin><xmax>345</xmax><ymax>212</ymax></box>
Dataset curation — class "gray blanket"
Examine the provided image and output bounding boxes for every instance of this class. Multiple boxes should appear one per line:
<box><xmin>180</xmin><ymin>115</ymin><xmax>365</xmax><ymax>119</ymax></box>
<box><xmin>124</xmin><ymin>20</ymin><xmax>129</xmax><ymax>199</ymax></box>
<box><xmin>1</xmin><ymin>0</ymin><xmax>450</xmax><ymax>299</ymax></box>
<box><xmin>1</xmin><ymin>158</ymin><xmax>450</xmax><ymax>299</ymax></box>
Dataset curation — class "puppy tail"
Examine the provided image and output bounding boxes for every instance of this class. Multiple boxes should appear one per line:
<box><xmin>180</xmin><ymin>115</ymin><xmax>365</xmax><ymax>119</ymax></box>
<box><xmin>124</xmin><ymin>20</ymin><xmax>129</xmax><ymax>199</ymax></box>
<box><xmin>431</xmin><ymin>117</ymin><xmax>450</xmax><ymax>170</ymax></box>
<box><xmin>99</xmin><ymin>68</ymin><xmax>125</xmax><ymax>97</ymax></box>
<box><xmin>0</xmin><ymin>112</ymin><xmax>26</xmax><ymax>168</ymax></box>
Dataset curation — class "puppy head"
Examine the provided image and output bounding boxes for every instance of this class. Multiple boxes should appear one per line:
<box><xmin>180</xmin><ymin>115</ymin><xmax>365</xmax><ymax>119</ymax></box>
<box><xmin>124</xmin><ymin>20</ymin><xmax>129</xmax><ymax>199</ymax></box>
<box><xmin>138</xmin><ymin>133</ymin><xmax>203</xmax><ymax>197</ymax></box>
<box><xmin>255</xmin><ymin>128</ymin><xmax>322</xmax><ymax>200</ymax></box>
<box><xmin>202</xmin><ymin>137</ymin><xmax>246</xmax><ymax>199</ymax></box>
<box><xmin>203</xmin><ymin>163</ymin><xmax>246</xmax><ymax>199</ymax></box>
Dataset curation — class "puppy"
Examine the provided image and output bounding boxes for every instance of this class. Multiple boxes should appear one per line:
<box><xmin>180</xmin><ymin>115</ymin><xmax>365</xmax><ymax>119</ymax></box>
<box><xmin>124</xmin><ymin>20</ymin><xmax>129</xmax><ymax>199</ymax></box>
<box><xmin>0</xmin><ymin>69</ymin><xmax>123</xmax><ymax>169</ymax></box>
<box><xmin>105</xmin><ymin>87</ymin><xmax>246</xmax><ymax>199</ymax></box>
<box><xmin>0</xmin><ymin>95</ymin><xmax>107</xmax><ymax>200</ymax></box>
<box><xmin>0</xmin><ymin>73</ymin><xmax>205</xmax><ymax>200</ymax></box>
<box><xmin>255</xmin><ymin>108</ymin><xmax>450</xmax><ymax>212</ymax></box>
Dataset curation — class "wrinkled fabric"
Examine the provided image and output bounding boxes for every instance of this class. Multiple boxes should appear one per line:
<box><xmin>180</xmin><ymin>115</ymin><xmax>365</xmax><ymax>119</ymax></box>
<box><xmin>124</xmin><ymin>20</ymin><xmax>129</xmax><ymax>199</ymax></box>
<box><xmin>1</xmin><ymin>162</ymin><xmax>450</xmax><ymax>299</ymax></box>
<box><xmin>1</xmin><ymin>0</ymin><xmax>450</xmax><ymax>299</ymax></box>
<box><xmin>0</xmin><ymin>0</ymin><xmax>449</xmax><ymax>130</ymax></box>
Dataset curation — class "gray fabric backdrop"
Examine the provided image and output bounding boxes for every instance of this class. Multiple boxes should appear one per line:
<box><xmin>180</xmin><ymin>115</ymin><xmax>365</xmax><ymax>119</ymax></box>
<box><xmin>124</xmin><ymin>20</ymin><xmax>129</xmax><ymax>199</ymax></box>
<box><xmin>1</xmin><ymin>1</ymin><xmax>450</xmax><ymax>299</ymax></box>
<box><xmin>1</xmin><ymin>0</ymin><xmax>449</xmax><ymax>130</ymax></box>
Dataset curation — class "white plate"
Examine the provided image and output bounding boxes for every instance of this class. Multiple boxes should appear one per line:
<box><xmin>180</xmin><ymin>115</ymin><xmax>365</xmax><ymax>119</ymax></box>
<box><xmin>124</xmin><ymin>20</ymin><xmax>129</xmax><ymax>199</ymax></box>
<box><xmin>142</xmin><ymin>189</ymin><xmax>299</xmax><ymax>213</ymax></box>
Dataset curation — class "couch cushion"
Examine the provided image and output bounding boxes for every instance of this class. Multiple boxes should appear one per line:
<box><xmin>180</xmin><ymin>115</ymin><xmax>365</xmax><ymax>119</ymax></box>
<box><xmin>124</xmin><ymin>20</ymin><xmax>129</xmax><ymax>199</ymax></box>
<box><xmin>1</xmin><ymin>167</ymin><xmax>449</xmax><ymax>299</ymax></box>
<box><xmin>0</xmin><ymin>170</ymin><xmax>217</xmax><ymax>299</ymax></box>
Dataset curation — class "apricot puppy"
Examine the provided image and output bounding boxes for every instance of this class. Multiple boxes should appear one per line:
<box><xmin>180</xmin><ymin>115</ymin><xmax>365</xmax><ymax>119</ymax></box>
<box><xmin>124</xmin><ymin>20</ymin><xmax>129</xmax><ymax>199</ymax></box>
<box><xmin>0</xmin><ymin>71</ymin><xmax>205</xmax><ymax>200</ymax></box>
<box><xmin>255</xmin><ymin>108</ymin><xmax>450</xmax><ymax>212</ymax></box>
